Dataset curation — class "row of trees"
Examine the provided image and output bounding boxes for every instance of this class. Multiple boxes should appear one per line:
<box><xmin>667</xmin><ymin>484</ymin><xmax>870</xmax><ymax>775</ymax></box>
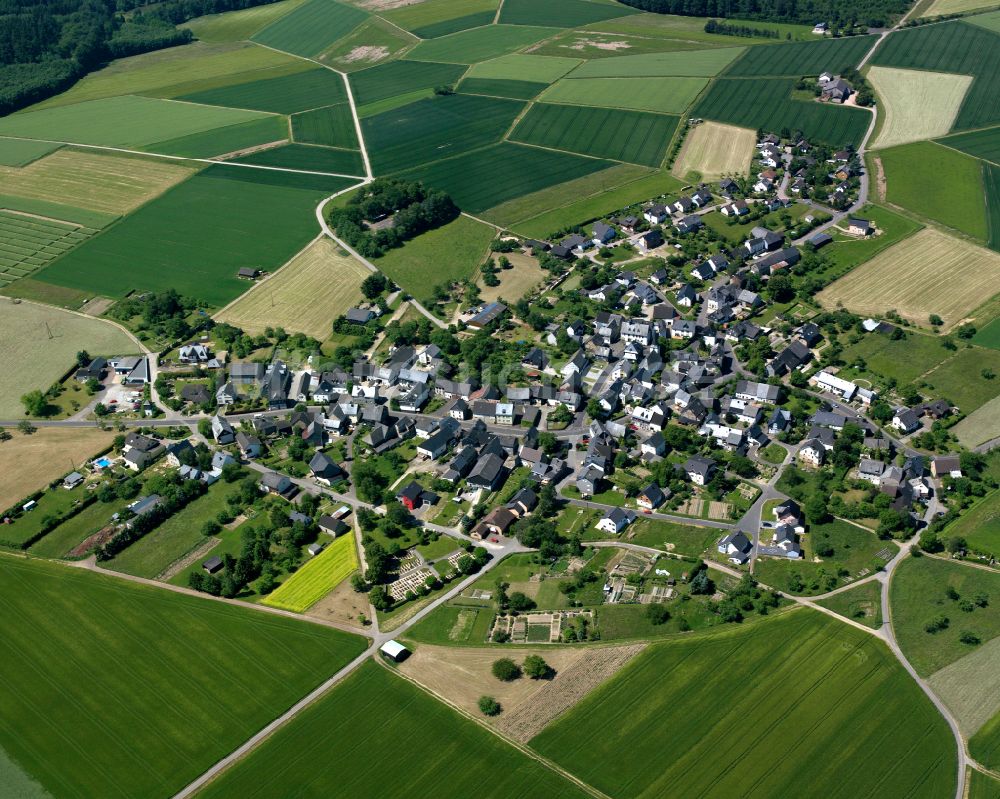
<box><xmin>617</xmin><ymin>0</ymin><xmax>907</xmax><ymax>27</ymax></box>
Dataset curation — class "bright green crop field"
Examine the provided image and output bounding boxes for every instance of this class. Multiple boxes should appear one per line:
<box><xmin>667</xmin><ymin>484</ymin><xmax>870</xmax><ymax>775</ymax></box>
<box><xmin>197</xmin><ymin>660</ymin><xmax>589</xmax><ymax>799</ymax></box>
<box><xmin>150</xmin><ymin>115</ymin><xmax>289</xmax><ymax>158</ymax></box>
<box><xmin>0</xmin><ymin>555</ymin><xmax>366</xmax><ymax>799</ymax></box>
<box><xmin>938</xmin><ymin>125</ymin><xmax>1000</xmax><ymax>166</ymax></box>
<box><xmin>398</xmin><ymin>141</ymin><xmax>612</xmax><ymax>213</ymax></box>
<box><xmin>510</xmin><ymin>103</ymin><xmax>678</xmax><ymax>167</ymax></box>
<box><xmin>251</xmin><ymin>0</ymin><xmax>368</xmax><ymax>58</ymax></box>
<box><xmin>532</xmin><ymin>610</ymin><xmax>957</xmax><ymax>799</ymax></box>
<box><xmin>880</xmin><ymin>141</ymin><xmax>988</xmax><ymax>241</ymax></box>
<box><xmin>33</xmin><ymin>166</ymin><xmax>354</xmax><ymax>307</ymax></box>
<box><xmin>362</xmin><ymin>93</ymin><xmax>522</xmax><ymax>173</ymax></box>
<box><xmin>458</xmin><ymin>77</ymin><xmax>548</xmax><ymax>99</ymax></box>
<box><xmin>180</xmin><ymin>67</ymin><xmax>347</xmax><ymax>114</ymax></box>
<box><xmin>987</xmin><ymin>161</ymin><xmax>1000</xmax><ymax>252</ymax></box>
<box><xmin>541</xmin><ymin>75</ymin><xmax>707</xmax><ymax>114</ymax></box>
<box><xmin>466</xmin><ymin>53</ymin><xmax>581</xmax><ymax>82</ymax></box>
<box><xmin>0</xmin><ymin>95</ymin><xmax>273</xmax><ymax>149</ymax></box>
<box><xmin>972</xmin><ymin>711</ymin><xmax>1000</xmax><ymax>773</ymax></box>
<box><xmin>408</xmin><ymin>24</ymin><xmax>560</xmax><ymax>64</ymax></box>
<box><xmin>942</xmin><ymin>489</ymin><xmax>1000</xmax><ymax>556</ymax></box>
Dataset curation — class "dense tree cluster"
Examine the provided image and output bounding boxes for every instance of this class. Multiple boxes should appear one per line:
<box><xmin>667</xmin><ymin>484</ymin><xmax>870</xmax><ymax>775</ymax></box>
<box><xmin>617</xmin><ymin>0</ymin><xmax>908</xmax><ymax>27</ymax></box>
<box><xmin>704</xmin><ymin>18</ymin><xmax>781</xmax><ymax>37</ymax></box>
<box><xmin>0</xmin><ymin>0</ymin><xmax>284</xmax><ymax>113</ymax></box>
<box><xmin>327</xmin><ymin>179</ymin><xmax>460</xmax><ymax>259</ymax></box>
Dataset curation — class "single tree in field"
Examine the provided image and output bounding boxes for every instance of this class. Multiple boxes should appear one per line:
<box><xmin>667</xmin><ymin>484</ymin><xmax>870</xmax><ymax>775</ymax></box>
<box><xmin>16</xmin><ymin>420</ymin><xmax>36</xmax><ymax>435</ymax></box>
<box><xmin>523</xmin><ymin>655</ymin><xmax>552</xmax><ymax>680</ymax></box>
<box><xmin>20</xmin><ymin>390</ymin><xmax>47</xmax><ymax>417</ymax></box>
<box><xmin>360</xmin><ymin>273</ymin><xmax>387</xmax><ymax>300</ymax></box>
<box><xmin>492</xmin><ymin>657</ymin><xmax>521</xmax><ymax>682</ymax></box>
<box><xmin>478</xmin><ymin>696</ymin><xmax>501</xmax><ymax>716</ymax></box>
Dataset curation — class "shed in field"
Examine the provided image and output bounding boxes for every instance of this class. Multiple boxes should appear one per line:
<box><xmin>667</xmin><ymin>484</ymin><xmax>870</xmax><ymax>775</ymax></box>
<box><xmin>380</xmin><ymin>640</ymin><xmax>410</xmax><ymax>663</ymax></box>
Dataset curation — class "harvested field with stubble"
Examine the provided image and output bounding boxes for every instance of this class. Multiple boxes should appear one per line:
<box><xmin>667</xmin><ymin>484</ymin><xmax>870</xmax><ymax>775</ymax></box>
<box><xmin>817</xmin><ymin>227</ymin><xmax>1000</xmax><ymax>329</ymax></box>
<box><xmin>217</xmin><ymin>237</ymin><xmax>369</xmax><ymax>338</ymax></box>
<box><xmin>870</xmin><ymin>66</ymin><xmax>973</xmax><ymax>149</ymax></box>
<box><xmin>0</xmin><ymin>149</ymin><xmax>196</xmax><ymax>216</ymax></box>
<box><xmin>955</xmin><ymin>396</ymin><xmax>1000</xmax><ymax>449</ymax></box>
<box><xmin>479</xmin><ymin>251</ymin><xmax>546</xmax><ymax>303</ymax></box>
<box><xmin>0</xmin><ymin>427</ymin><xmax>113</xmax><ymax>510</ymax></box>
<box><xmin>671</xmin><ymin>120</ymin><xmax>756</xmax><ymax>181</ymax></box>
<box><xmin>494</xmin><ymin>644</ymin><xmax>646</xmax><ymax>742</ymax></box>
<box><xmin>929</xmin><ymin>634</ymin><xmax>1000</xmax><ymax>738</ymax></box>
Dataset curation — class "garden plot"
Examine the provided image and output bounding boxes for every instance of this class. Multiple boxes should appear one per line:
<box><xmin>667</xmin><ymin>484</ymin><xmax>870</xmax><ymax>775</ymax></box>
<box><xmin>870</xmin><ymin>67</ymin><xmax>973</xmax><ymax>149</ymax></box>
<box><xmin>817</xmin><ymin>227</ymin><xmax>1000</xmax><ymax>329</ymax></box>
<box><xmin>671</xmin><ymin>120</ymin><xmax>756</xmax><ymax>180</ymax></box>
<box><xmin>217</xmin><ymin>237</ymin><xmax>369</xmax><ymax>338</ymax></box>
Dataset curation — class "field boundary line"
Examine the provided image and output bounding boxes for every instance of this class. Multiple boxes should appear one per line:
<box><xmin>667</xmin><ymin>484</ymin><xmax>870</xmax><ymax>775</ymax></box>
<box><xmin>461</xmin><ymin>211</ymin><xmax>503</xmax><ymax>230</ymax></box>
<box><xmin>0</xmin><ymin>136</ymin><xmax>366</xmax><ymax>179</ymax></box>
<box><xmin>934</xmin><ymin>137</ymin><xmax>1000</xmax><ymax>170</ymax></box>
<box><xmin>247</xmin><ymin>41</ymin><xmax>372</xmax><ymax>178</ymax></box>
<box><xmin>381</xmin><ymin>659</ymin><xmax>613</xmax><ymax>799</ymax></box>
<box><xmin>368</xmin><ymin>12</ymin><xmax>420</xmax><ymax>42</ymax></box>
<box><xmin>508</xmin><ymin>137</ymin><xmax>621</xmax><ymax>163</ymax></box>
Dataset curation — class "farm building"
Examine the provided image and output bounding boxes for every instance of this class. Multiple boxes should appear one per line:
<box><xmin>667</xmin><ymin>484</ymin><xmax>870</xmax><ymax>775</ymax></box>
<box><xmin>380</xmin><ymin>640</ymin><xmax>409</xmax><ymax>662</ymax></box>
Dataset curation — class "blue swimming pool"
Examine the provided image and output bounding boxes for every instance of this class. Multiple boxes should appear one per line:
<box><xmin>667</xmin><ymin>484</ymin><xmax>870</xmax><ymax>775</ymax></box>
<box><xmin>95</xmin><ymin>457</ymin><xmax>111</xmax><ymax>468</ymax></box>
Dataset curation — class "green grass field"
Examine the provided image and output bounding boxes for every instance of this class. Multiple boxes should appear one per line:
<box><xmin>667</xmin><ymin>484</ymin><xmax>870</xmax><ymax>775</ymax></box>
<box><xmin>398</xmin><ymin>141</ymin><xmax>612</xmax><ymax>214</ymax></box>
<box><xmin>510</xmin><ymin>103</ymin><xmax>677</xmax><ymax>167</ymax></box>
<box><xmin>0</xmin><ymin>138</ymin><xmax>61</xmax><ymax>166</ymax></box>
<box><xmin>263</xmin><ymin>532</ymin><xmax>358</xmax><ymax>612</ymax></box>
<box><xmin>726</xmin><ymin>34</ymin><xmax>877</xmax><ymax>76</ymax></box>
<box><xmin>499</xmin><ymin>0</ymin><xmax>637</xmax><ymax>27</ymax></box>
<box><xmin>232</xmin><ymin>143</ymin><xmax>365</xmax><ymax>175</ymax></box>
<box><xmin>251</xmin><ymin>0</ymin><xmax>368</xmax><ymax>57</ymax></box>
<box><xmin>811</xmin><ymin>202</ymin><xmax>922</xmax><ymax>285</ymax></box>
<box><xmin>376</xmin><ymin>215</ymin><xmax>494</xmax><ymax>304</ymax></box>
<box><xmin>499</xmin><ymin>168</ymin><xmax>683</xmax><ymax>237</ymax></box>
<box><xmin>532</xmin><ymin>609</ymin><xmax>956</xmax><ymax>799</ymax></box>
<box><xmin>0</xmin><ymin>555</ymin><xmax>366</xmax><ymax>798</ymax></box>
<box><xmin>569</xmin><ymin>47</ymin><xmax>744</xmax><ymax>77</ymax></box>
<box><xmin>939</xmin><ymin>125</ymin><xmax>1000</xmax><ymax>166</ymax></box>
<box><xmin>103</xmin><ymin>480</ymin><xmax>242</xmax><ymax>579</ymax></box>
<box><xmin>0</xmin><ymin>484</ymin><xmax>88</xmax><ymax>548</ymax></box>
<box><xmin>408</xmin><ymin>24</ymin><xmax>559</xmax><ymax>63</ymax></box>
<box><xmin>0</xmin><ymin>300</ymin><xmax>135</xmax><ymax>417</ymax></box>
<box><xmin>943</xmin><ymin>490</ymin><xmax>1000</xmax><ymax>556</ymax></box>
<box><xmin>466</xmin><ymin>53</ymin><xmax>581</xmax><ymax>82</ymax></box>
<box><xmin>0</xmin><ymin>211</ymin><xmax>97</xmax><ymax>290</ymax></box>
<box><xmin>541</xmin><ymin>75</ymin><xmax>706</xmax><ymax>114</ymax></box>
<box><xmin>458</xmin><ymin>77</ymin><xmax>548</xmax><ymax>99</ymax></box>
<box><xmin>0</xmin><ymin>95</ymin><xmax>273</xmax><ymax>149</ymax></box>
<box><xmin>972</xmin><ymin>712</ymin><xmax>1000</xmax><ymax>772</ymax></box>
<box><xmin>970</xmin><ymin>769</ymin><xmax>1000</xmax><ymax>799</ymax></box>
<box><xmin>753</xmin><ymin>520</ymin><xmax>891</xmax><ymax>596</ymax></box>
<box><xmin>317</xmin><ymin>16</ymin><xmax>415</xmax><ymax>71</ymax></box>
<box><xmin>891</xmin><ymin>555</ymin><xmax>1000</xmax><ymax>676</ymax></box>
<box><xmin>34</xmin><ymin>166</ymin><xmax>354</xmax><ymax>307</ymax></box>
<box><xmin>180</xmin><ymin>67</ymin><xmax>347</xmax><ymax>114</ymax></box>
<box><xmin>349</xmin><ymin>60</ymin><xmax>468</xmax><ymax>107</ymax></box>
<box><xmin>973</xmin><ymin>315</ymin><xmax>1000</xmax><ymax>350</ymax></box>
<box><xmin>362</xmin><ymin>93</ymin><xmax>522</xmax><ymax>173</ymax></box>
<box><xmin>291</xmin><ymin>104</ymin><xmax>359</xmax><ymax>149</ymax></box>
<box><xmin>198</xmin><ymin>660</ymin><xmax>589</xmax><ymax>798</ymax></box>
<box><xmin>149</xmin><ymin>115</ymin><xmax>290</xmax><ymax>158</ymax></box>
<box><xmin>920</xmin><ymin>344</ymin><xmax>1000</xmax><ymax>413</ymax></box>
<box><xmin>183</xmin><ymin>0</ymin><xmax>307</xmax><ymax>42</ymax></box>
<box><xmin>694</xmin><ymin>77</ymin><xmax>871</xmax><ymax>147</ymax></box>
<box><xmin>871</xmin><ymin>20</ymin><xmax>1000</xmax><ymax>132</ymax></box>
<box><xmin>817</xmin><ymin>579</ymin><xmax>884</xmax><ymax>629</ymax></box>
<box><xmin>838</xmin><ymin>328</ymin><xmax>951</xmax><ymax>387</ymax></box>
<box><xmin>880</xmin><ymin>141</ymin><xmax>988</xmax><ymax>241</ymax></box>
<box><xmin>28</xmin><ymin>42</ymin><xmax>305</xmax><ymax>108</ymax></box>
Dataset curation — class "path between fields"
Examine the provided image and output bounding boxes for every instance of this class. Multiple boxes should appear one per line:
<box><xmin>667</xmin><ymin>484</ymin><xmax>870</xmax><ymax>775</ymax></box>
<box><xmin>170</xmin><ymin>538</ymin><xmax>530</xmax><ymax>799</ymax></box>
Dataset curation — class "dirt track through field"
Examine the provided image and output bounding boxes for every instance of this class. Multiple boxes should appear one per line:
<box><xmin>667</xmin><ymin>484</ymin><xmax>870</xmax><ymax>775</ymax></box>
<box><xmin>494</xmin><ymin>643</ymin><xmax>647</xmax><ymax>742</ymax></box>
